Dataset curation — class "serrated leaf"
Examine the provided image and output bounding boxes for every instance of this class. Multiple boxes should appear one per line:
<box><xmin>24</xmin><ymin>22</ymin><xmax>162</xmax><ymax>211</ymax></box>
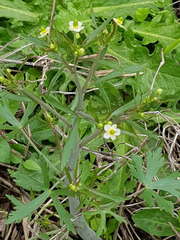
<box><xmin>140</xmin><ymin>189</ymin><xmax>174</xmax><ymax>214</ymax></box>
<box><xmin>10</xmin><ymin>167</ymin><xmax>45</xmax><ymax>191</ymax></box>
<box><xmin>144</xmin><ymin>148</ymin><xmax>164</xmax><ymax>186</ymax></box>
<box><xmin>132</xmin><ymin>209</ymin><xmax>179</xmax><ymax>237</ymax></box>
<box><xmin>6</xmin><ymin>191</ymin><xmax>49</xmax><ymax>224</ymax></box>
<box><xmin>131</xmin><ymin>149</ymin><xmax>180</xmax><ymax>198</ymax></box>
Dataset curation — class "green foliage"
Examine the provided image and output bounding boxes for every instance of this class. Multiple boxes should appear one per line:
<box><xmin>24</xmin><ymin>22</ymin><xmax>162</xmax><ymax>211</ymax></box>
<box><xmin>6</xmin><ymin>191</ymin><xmax>49</xmax><ymax>224</ymax></box>
<box><xmin>132</xmin><ymin>209</ymin><xmax>180</xmax><ymax>237</ymax></box>
<box><xmin>0</xmin><ymin>0</ymin><xmax>38</xmax><ymax>21</ymax></box>
<box><xmin>130</xmin><ymin>149</ymin><xmax>180</xmax><ymax>198</ymax></box>
<box><xmin>51</xmin><ymin>191</ymin><xmax>75</xmax><ymax>233</ymax></box>
<box><xmin>0</xmin><ymin>0</ymin><xmax>180</xmax><ymax>239</ymax></box>
<box><xmin>0</xmin><ymin>139</ymin><xmax>11</xmax><ymax>163</ymax></box>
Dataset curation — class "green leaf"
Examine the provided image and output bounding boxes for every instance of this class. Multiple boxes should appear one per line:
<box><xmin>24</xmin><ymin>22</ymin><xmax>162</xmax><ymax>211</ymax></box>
<box><xmin>0</xmin><ymin>105</ymin><xmax>22</xmax><ymax>129</ymax></box>
<box><xmin>10</xmin><ymin>167</ymin><xmax>46</xmax><ymax>191</ymax></box>
<box><xmin>84</xmin><ymin>17</ymin><xmax>112</xmax><ymax>45</ymax></box>
<box><xmin>87</xmin><ymin>187</ymin><xmax>124</xmax><ymax>203</ymax></box>
<box><xmin>92</xmin><ymin>0</ymin><xmax>154</xmax><ymax>18</ymax></box>
<box><xmin>61</xmin><ymin>119</ymin><xmax>79</xmax><ymax>170</ymax></box>
<box><xmin>151</xmin><ymin>176</ymin><xmax>180</xmax><ymax>198</ymax></box>
<box><xmin>140</xmin><ymin>189</ymin><xmax>174</xmax><ymax>214</ymax></box>
<box><xmin>51</xmin><ymin>191</ymin><xmax>75</xmax><ymax>233</ymax></box>
<box><xmin>23</xmin><ymin>159</ymin><xmax>41</xmax><ymax>171</ymax></box>
<box><xmin>133</xmin><ymin>23</ymin><xmax>180</xmax><ymax>46</ymax></box>
<box><xmin>109</xmin><ymin>43</ymin><xmax>180</xmax><ymax>94</ymax></box>
<box><xmin>143</xmin><ymin>148</ymin><xmax>164</xmax><ymax>186</ymax></box>
<box><xmin>0</xmin><ymin>0</ymin><xmax>38</xmax><ymax>21</ymax></box>
<box><xmin>132</xmin><ymin>209</ymin><xmax>179</xmax><ymax>236</ymax></box>
<box><xmin>0</xmin><ymin>139</ymin><xmax>10</xmax><ymax>163</ymax></box>
<box><xmin>135</xmin><ymin>8</ymin><xmax>150</xmax><ymax>22</ymax></box>
<box><xmin>131</xmin><ymin>149</ymin><xmax>164</xmax><ymax>187</ymax></box>
<box><xmin>6</xmin><ymin>191</ymin><xmax>49</xmax><ymax>224</ymax></box>
<box><xmin>164</xmin><ymin>38</ymin><xmax>180</xmax><ymax>54</ymax></box>
<box><xmin>131</xmin><ymin>149</ymin><xmax>180</xmax><ymax>198</ymax></box>
<box><xmin>111</xmin><ymin>95</ymin><xmax>142</xmax><ymax>117</ymax></box>
<box><xmin>106</xmin><ymin>210</ymin><xmax>125</xmax><ymax>224</ymax></box>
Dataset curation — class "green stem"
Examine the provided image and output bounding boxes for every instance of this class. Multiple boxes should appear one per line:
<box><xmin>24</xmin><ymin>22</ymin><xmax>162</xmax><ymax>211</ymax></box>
<box><xmin>20</xmin><ymin>88</ymin><xmax>71</xmax><ymax>128</ymax></box>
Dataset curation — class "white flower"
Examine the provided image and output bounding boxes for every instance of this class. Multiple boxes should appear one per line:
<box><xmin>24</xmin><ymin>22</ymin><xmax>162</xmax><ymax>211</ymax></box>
<box><xmin>69</xmin><ymin>21</ymin><xmax>84</xmax><ymax>32</ymax></box>
<box><xmin>103</xmin><ymin>124</ymin><xmax>120</xmax><ymax>140</ymax></box>
<box><xmin>39</xmin><ymin>26</ymin><xmax>50</xmax><ymax>38</ymax></box>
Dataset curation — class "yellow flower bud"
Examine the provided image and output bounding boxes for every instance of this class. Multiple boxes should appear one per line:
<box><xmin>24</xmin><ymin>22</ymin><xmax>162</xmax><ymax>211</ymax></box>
<box><xmin>139</xmin><ymin>112</ymin><xmax>145</xmax><ymax>117</ymax></box>
<box><xmin>152</xmin><ymin>97</ymin><xmax>158</xmax><ymax>101</ymax></box>
<box><xmin>75</xmin><ymin>48</ymin><xmax>85</xmax><ymax>56</ymax></box>
<box><xmin>69</xmin><ymin>183</ymin><xmax>78</xmax><ymax>192</ymax></box>
<box><xmin>97</xmin><ymin>123</ymin><xmax>103</xmax><ymax>128</ymax></box>
<box><xmin>156</xmin><ymin>88</ymin><xmax>163</xmax><ymax>95</ymax></box>
<box><xmin>49</xmin><ymin>43</ymin><xmax>55</xmax><ymax>50</ymax></box>
<box><xmin>75</xmin><ymin>33</ymin><xmax>80</xmax><ymax>39</ymax></box>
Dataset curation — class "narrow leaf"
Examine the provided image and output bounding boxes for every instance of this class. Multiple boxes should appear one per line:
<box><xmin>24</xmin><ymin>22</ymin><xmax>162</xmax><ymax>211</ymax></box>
<box><xmin>61</xmin><ymin>120</ymin><xmax>79</xmax><ymax>170</ymax></box>
<box><xmin>51</xmin><ymin>191</ymin><xmax>75</xmax><ymax>233</ymax></box>
<box><xmin>6</xmin><ymin>191</ymin><xmax>49</xmax><ymax>224</ymax></box>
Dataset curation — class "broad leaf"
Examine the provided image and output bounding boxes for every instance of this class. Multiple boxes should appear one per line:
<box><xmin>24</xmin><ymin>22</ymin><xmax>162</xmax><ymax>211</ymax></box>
<box><xmin>0</xmin><ymin>0</ymin><xmax>37</xmax><ymax>21</ymax></box>
<box><xmin>92</xmin><ymin>0</ymin><xmax>155</xmax><ymax>18</ymax></box>
<box><xmin>132</xmin><ymin>209</ymin><xmax>179</xmax><ymax>237</ymax></box>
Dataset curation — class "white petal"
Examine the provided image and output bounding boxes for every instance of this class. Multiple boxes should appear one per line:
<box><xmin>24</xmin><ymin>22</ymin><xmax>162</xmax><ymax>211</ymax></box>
<box><xmin>111</xmin><ymin>135</ymin><xmax>116</xmax><ymax>140</ymax></box>
<box><xmin>115</xmin><ymin>129</ymin><xmax>121</xmax><ymax>136</ymax></box>
<box><xmin>112</xmin><ymin>124</ymin><xmax>117</xmax><ymax>129</ymax></box>
<box><xmin>103</xmin><ymin>133</ymin><xmax>110</xmax><ymax>139</ymax></box>
<box><xmin>104</xmin><ymin>124</ymin><xmax>111</xmax><ymax>131</ymax></box>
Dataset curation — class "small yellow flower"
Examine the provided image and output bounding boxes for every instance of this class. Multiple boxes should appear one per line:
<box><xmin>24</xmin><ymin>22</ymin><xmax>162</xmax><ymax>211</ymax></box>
<box><xmin>113</xmin><ymin>17</ymin><xmax>124</xmax><ymax>26</ymax></box>
<box><xmin>69</xmin><ymin>20</ymin><xmax>84</xmax><ymax>32</ymax></box>
<box><xmin>103</xmin><ymin>124</ymin><xmax>120</xmax><ymax>140</ymax></box>
<box><xmin>39</xmin><ymin>26</ymin><xmax>50</xmax><ymax>38</ymax></box>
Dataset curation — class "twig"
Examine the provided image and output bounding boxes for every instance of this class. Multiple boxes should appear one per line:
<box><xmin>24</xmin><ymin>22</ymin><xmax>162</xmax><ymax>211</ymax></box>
<box><xmin>49</xmin><ymin>0</ymin><xmax>57</xmax><ymax>40</ymax></box>
<box><xmin>0</xmin><ymin>37</ymin><xmax>21</xmax><ymax>52</ymax></box>
<box><xmin>0</xmin><ymin>43</ymin><xmax>33</xmax><ymax>60</ymax></box>
<box><xmin>21</xmin><ymin>88</ymin><xmax>71</xmax><ymax>128</ymax></box>
<box><xmin>150</xmin><ymin>48</ymin><xmax>165</xmax><ymax>91</ymax></box>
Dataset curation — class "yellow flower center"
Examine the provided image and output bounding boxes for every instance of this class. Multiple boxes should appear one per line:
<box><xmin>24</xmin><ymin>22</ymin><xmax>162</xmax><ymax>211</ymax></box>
<box><xmin>108</xmin><ymin>128</ymin><xmax>116</xmax><ymax>135</ymax></box>
<box><xmin>116</xmin><ymin>17</ymin><xmax>123</xmax><ymax>25</ymax></box>
<box><xmin>73</xmin><ymin>21</ymin><xmax>79</xmax><ymax>29</ymax></box>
